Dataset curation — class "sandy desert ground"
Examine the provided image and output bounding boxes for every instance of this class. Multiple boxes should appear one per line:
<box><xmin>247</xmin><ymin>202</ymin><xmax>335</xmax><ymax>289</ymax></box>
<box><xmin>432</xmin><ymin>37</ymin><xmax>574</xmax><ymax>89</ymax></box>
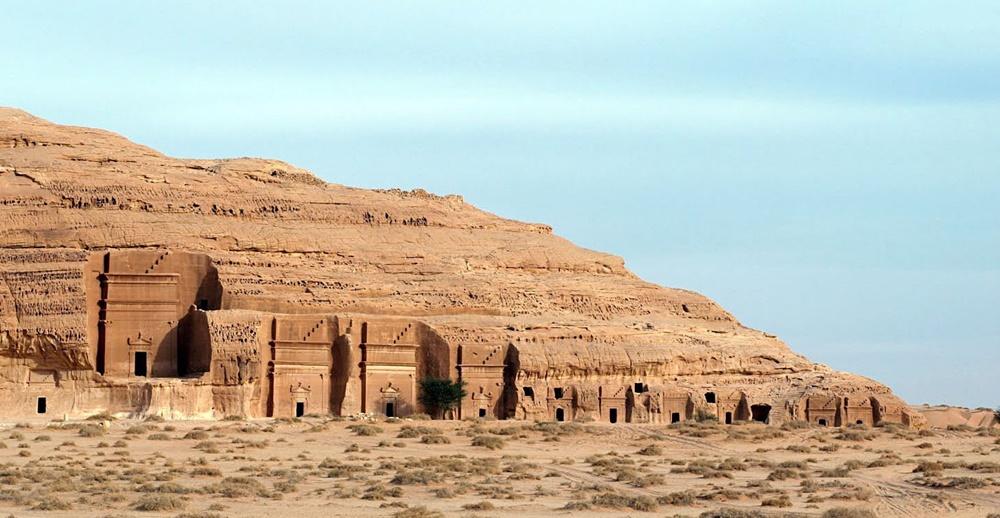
<box><xmin>0</xmin><ymin>416</ymin><xmax>995</xmax><ymax>518</ymax></box>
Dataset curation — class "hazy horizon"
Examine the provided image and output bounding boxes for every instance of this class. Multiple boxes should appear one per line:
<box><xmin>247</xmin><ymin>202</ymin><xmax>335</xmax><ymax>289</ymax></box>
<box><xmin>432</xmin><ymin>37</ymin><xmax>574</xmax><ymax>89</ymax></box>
<box><xmin>3</xmin><ymin>2</ymin><xmax>997</xmax><ymax>408</ymax></box>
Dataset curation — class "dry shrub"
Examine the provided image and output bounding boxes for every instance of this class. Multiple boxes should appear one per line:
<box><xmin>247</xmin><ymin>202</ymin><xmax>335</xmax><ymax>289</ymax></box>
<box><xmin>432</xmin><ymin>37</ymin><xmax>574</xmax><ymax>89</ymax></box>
<box><xmin>920</xmin><ymin>477</ymin><xmax>987</xmax><ymax>489</ymax></box>
<box><xmin>137</xmin><ymin>482</ymin><xmax>192</xmax><ymax>494</ymax></box>
<box><xmin>727</xmin><ymin>425</ymin><xmax>785</xmax><ymax>441</ymax></box>
<box><xmin>562</xmin><ymin>499</ymin><xmax>592</xmax><ymax>511</ymax></box>
<box><xmin>836</xmin><ymin>430</ymin><xmax>875</xmax><ymax>442</ymax></box>
<box><xmin>831</xmin><ymin>486</ymin><xmax>874</xmax><ymax>501</ymax></box>
<box><xmin>657</xmin><ymin>490</ymin><xmax>696</xmax><ymax>506</ymax></box>
<box><xmin>673</xmin><ymin>421</ymin><xmax>721</xmax><ymax>437</ymax></box>
<box><xmin>781</xmin><ymin>420</ymin><xmax>812</xmax><ymax>430</ymax></box>
<box><xmin>397</xmin><ymin>426</ymin><xmax>435</xmax><ymax>438</ymax></box>
<box><xmin>471</xmin><ymin>435</ymin><xmax>505</xmax><ymax>450</ymax></box>
<box><xmin>133</xmin><ymin>494</ymin><xmax>186</xmax><ymax>511</ymax></box>
<box><xmin>190</xmin><ymin>467</ymin><xmax>222</xmax><ymax>477</ymax></box>
<box><xmin>591</xmin><ymin>491</ymin><xmax>658</xmax><ymax>512</ymax></box>
<box><xmin>462</xmin><ymin>501</ymin><xmax>495</xmax><ymax>510</ymax></box>
<box><xmin>432</xmin><ymin>486</ymin><xmax>455</xmax><ymax>498</ymax></box>
<box><xmin>79</xmin><ymin>424</ymin><xmax>106</xmax><ymax>437</ymax></box>
<box><xmin>193</xmin><ymin>441</ymin><xmax>218</xmax><ymax>454</ymax></box>
<box><xmin>209</xmin><ymin>476</ymin><xmax>272</xmax><ymax>498</ymax></box>
<box><xmin>348</xmin><ymin>424</ymin><xmax>383</xmax><ymax>436</ymax></box>
<box><xmin>392</xmin><ymin>505</ymin><xmax>444</xmax><ymax>518</ymax></box>
<box><xmin>966</xmin><ymin>461</ymin><xmax>1000</xmax><ymax>473</ymax></box>
<box><xmin>821</xmin><ymin>466</ymin><xmax>852</xmax><ymax>478</ymax></box>
<box><xmin>699</xmin><ymin>509</ymin><xmax>766</xmax><ymax>518</ymax></box>
<box><xmin>766</xmin><ymin>468</ymin><xmax>803</xmax><ymax>481</ymax></box>
<box><xmin>636</xmin><ymin>444</ymin><xmax>663</xmax><ymax>456</ymax></box>
<box><xmin>32</xmin><ymin>496</ymin><xmax>73</xmax><ymax>511</ymax></box>
<box><xmin>912</xmin><ymin>461</ymin><xmax>945</xmax><ymax>474</ymax></box>
<box><xmin>632</xmin><ymin>473</ymin><xmax>665</xmax><ymax>488</ymax></box>
<box><xmin>420</xmin><ymin>434</ymin><xmax>450</xmax><ymax>444</ymax></box>
<box><xmin>821</xmin><ymin>507</ymin><xmax>877</xmax><ymax>518</ymax></box>
<box><xmin>390</xmin><ymin>469</ymin><xmax>441</xmax><ymax>485</ymax></box>
<box><xmin>761</xmin><ymin>495</ymin><xmax>792</xmax><ymax>507</ymax></box>
<box><xmin>319</xmin><ymin>458</ymin><xmax>366</xmax><ymax>478</ymax></box>
<box><xmin>362</xmin><ymin>483</ymin><xmax>403</xmax><ymax>500</ymax></box>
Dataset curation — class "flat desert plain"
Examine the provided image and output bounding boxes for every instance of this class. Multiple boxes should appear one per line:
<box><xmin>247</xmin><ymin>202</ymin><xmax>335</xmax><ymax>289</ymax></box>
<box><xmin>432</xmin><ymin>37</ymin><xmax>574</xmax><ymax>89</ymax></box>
<box><xmin>0</xmin><ymin>417</ymin><xmax>996</xmax><ymax>518</ymax></box>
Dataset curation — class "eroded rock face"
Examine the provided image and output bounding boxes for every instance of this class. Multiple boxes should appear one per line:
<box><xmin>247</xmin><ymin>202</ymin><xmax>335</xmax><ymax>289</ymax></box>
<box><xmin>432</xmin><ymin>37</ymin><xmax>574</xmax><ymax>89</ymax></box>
<box><xmin>0</xmin><ymin>108</ymin><xmax>923</xmax><ymax>427</ymax></box>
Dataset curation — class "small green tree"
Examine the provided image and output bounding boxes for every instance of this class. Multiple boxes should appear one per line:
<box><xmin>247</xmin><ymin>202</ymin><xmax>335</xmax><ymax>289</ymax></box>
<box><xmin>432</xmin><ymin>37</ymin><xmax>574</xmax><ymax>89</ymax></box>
<box><xmin>419</xmin><ymin>377</ymin><xmax>466</xmax><ymax>419</ymax></box>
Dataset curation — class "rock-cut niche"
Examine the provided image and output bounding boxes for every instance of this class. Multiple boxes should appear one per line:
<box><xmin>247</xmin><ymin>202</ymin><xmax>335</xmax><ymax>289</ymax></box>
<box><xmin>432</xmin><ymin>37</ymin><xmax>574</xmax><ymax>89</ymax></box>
<box><xmin>86</xmin><ymin>250</ymin><xmax>222</xmax><ymax>379</ymax></box>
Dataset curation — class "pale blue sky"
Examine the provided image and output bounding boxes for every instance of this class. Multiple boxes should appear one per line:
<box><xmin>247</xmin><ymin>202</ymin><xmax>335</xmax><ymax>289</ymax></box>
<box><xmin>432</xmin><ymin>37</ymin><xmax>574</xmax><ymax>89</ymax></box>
<box><xmin>3</xmin><ymin>1</ymin><xmax>997</xmax><ymax>407</ymax></box>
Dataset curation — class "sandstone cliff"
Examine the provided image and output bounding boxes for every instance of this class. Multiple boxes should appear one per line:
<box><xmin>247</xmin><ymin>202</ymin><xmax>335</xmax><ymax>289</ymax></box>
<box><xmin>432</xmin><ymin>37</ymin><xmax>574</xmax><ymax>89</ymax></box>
<box><xmin>0</xmin><ymin>107</ymin><xmax>922</xmax><ymax>426</ymax></box>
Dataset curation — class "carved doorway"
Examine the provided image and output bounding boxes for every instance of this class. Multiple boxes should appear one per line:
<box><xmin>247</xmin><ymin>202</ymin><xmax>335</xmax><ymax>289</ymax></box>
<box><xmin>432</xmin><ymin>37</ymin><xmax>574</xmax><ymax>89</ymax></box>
<box><xmin>134</xmin><ymin>351</ymin><xmax>148</xmax><ymax>377</ymax></box>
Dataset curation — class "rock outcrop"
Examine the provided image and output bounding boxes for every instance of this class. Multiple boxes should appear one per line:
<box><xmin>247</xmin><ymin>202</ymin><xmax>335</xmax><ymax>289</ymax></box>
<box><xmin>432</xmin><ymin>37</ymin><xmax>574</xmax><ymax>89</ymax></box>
<box><xmin>0</xmin><ymin>107</ymin><xmax>923</xmax><ymax>427</ymax></box>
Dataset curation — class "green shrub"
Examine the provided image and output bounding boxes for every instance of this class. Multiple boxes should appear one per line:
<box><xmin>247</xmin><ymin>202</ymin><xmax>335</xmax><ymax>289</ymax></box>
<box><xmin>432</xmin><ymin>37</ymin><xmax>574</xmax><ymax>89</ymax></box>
<box><xmin>418</xmin><ymin>378</ymin><xmax>466</xmax><ymax>419</ymax></box>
